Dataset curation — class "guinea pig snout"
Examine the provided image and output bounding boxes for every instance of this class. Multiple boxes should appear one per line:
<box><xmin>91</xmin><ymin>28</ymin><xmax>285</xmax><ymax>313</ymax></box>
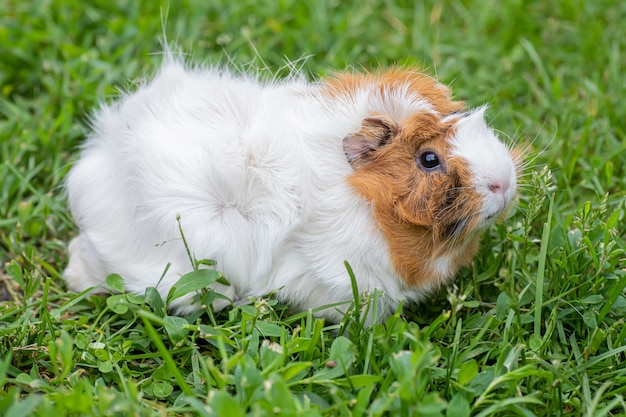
<box><xmin>488</xmin><ymin>180</ymin><xmax>506</xmax><ymax>194</ymax></box>
<box><xmin>448</xmin><ymin>108</ymin><xmax>518</xmax><ymax>222</ymax></box>
<box><xmin>483</xmin><ymin>172</ymin><xmax>516</xmax><ymax>218</ymax></box>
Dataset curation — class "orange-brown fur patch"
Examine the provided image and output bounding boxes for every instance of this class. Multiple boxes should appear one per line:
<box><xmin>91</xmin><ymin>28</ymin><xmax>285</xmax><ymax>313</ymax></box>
<box><xmin>329</xmin><ymin>69</ymin><xmax>486</xmax><ymax>286</ymax></box>
<box><xmin>324</xmin><ymin>67</ymin><xmax>464</xmax><ymax>115</ymax></box>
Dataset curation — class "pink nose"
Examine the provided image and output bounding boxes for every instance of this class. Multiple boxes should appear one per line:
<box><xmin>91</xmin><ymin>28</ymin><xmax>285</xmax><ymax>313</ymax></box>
<box><xmin>489</xmin><ymin>181</ymin><xmax>508</xmax><ymax>194</ymax></box>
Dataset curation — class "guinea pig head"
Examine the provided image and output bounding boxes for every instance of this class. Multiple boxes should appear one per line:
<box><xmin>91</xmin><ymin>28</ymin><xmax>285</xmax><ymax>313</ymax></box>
<box><xmin>343</xmin><ymin>107</ymin><xmax>517</xmax><ymax>287</ymax></box>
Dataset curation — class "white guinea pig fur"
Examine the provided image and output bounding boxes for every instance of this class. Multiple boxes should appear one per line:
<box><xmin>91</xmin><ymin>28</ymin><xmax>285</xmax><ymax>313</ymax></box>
<box><xmin>64</xmin><ymin>57</ymin><xmax>518</xmax><ymax>323</ymax></box>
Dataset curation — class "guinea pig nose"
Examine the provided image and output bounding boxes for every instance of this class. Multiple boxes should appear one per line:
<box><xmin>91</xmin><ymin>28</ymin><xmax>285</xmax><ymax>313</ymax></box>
<box><xmin>488</xmin><ymin>181</ymin><xmax>506</xmax><ymax>194</ymax></box>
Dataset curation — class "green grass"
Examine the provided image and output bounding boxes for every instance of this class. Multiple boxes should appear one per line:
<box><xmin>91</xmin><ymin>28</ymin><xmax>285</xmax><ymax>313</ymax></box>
<box><xmin>1</xmin><ymin>0</ymin><xmax>625</xmax><ymax>415</ymax></box>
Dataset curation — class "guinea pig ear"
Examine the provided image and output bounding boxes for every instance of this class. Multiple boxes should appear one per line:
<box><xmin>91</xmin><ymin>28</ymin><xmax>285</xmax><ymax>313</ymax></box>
<box><xmin>343</xmin><ymin>115</ymin><xmax>400</xmax><ymax>168</ymax></box>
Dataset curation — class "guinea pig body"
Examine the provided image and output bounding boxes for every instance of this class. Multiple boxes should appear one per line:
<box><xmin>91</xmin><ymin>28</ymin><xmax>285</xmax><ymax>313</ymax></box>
<box><xmin>64</xmin><ymin>58</ymin><xmax>517</xmax><ymax>322</ymax></box>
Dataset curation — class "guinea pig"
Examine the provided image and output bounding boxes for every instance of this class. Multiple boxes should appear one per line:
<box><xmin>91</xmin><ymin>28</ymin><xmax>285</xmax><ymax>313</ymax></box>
<box><xmin>63</xmin><ymin>56</ymin><xmax>518</xmax><ymax>323</ymax></box>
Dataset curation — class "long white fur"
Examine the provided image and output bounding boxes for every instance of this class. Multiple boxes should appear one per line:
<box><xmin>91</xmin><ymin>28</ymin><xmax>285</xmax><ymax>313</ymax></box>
<box><xmin>64</xmin><ymin>58</ymin><xmax>512</xmax><ymax>322</ymax></box>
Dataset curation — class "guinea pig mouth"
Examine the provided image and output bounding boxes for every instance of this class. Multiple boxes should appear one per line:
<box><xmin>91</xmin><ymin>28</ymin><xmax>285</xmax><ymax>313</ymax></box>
<box><xmin>482</xmin><ymin>193</ymin><xmax>515</xmax><ymax>223</ymax></box>
<box><xmin>481</xmin><ymin>206</ymin><xmax>505</xmax><ymax>224</ymax></box>
<box><xmin>440</xmin><ymin>210</ymin><xmax>499</xmax><ymax>242</ymax></box>
<box><xmin>481</xmin><ymin>212</ymin><xmax>504</xmax><ymax>229</ymax></box>
<box><xmin>437</xmin><ymin>196</ymin><xmax>510</xmax><ymax>241</ymax></box>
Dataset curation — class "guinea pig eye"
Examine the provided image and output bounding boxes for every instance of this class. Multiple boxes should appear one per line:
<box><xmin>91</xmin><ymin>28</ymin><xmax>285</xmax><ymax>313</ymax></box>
<box><xmin>418</xmin><ymin>151</ymin><xmax>441</xmax><ymax>171</ymax></box>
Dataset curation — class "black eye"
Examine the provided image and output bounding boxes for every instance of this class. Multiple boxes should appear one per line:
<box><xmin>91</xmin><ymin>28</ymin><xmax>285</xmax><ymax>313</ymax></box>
<box><xmin>419</xmin><ymin>151</ymin><xmax>441</xmax><ymax>171</ymax></box>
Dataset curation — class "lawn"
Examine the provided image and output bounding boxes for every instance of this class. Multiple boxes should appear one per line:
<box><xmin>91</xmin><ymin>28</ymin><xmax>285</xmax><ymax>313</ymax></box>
<box><xmin>1</xmin><ymin>0</ymin><xmax>625</xmax><ymax>416</ymax></box>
